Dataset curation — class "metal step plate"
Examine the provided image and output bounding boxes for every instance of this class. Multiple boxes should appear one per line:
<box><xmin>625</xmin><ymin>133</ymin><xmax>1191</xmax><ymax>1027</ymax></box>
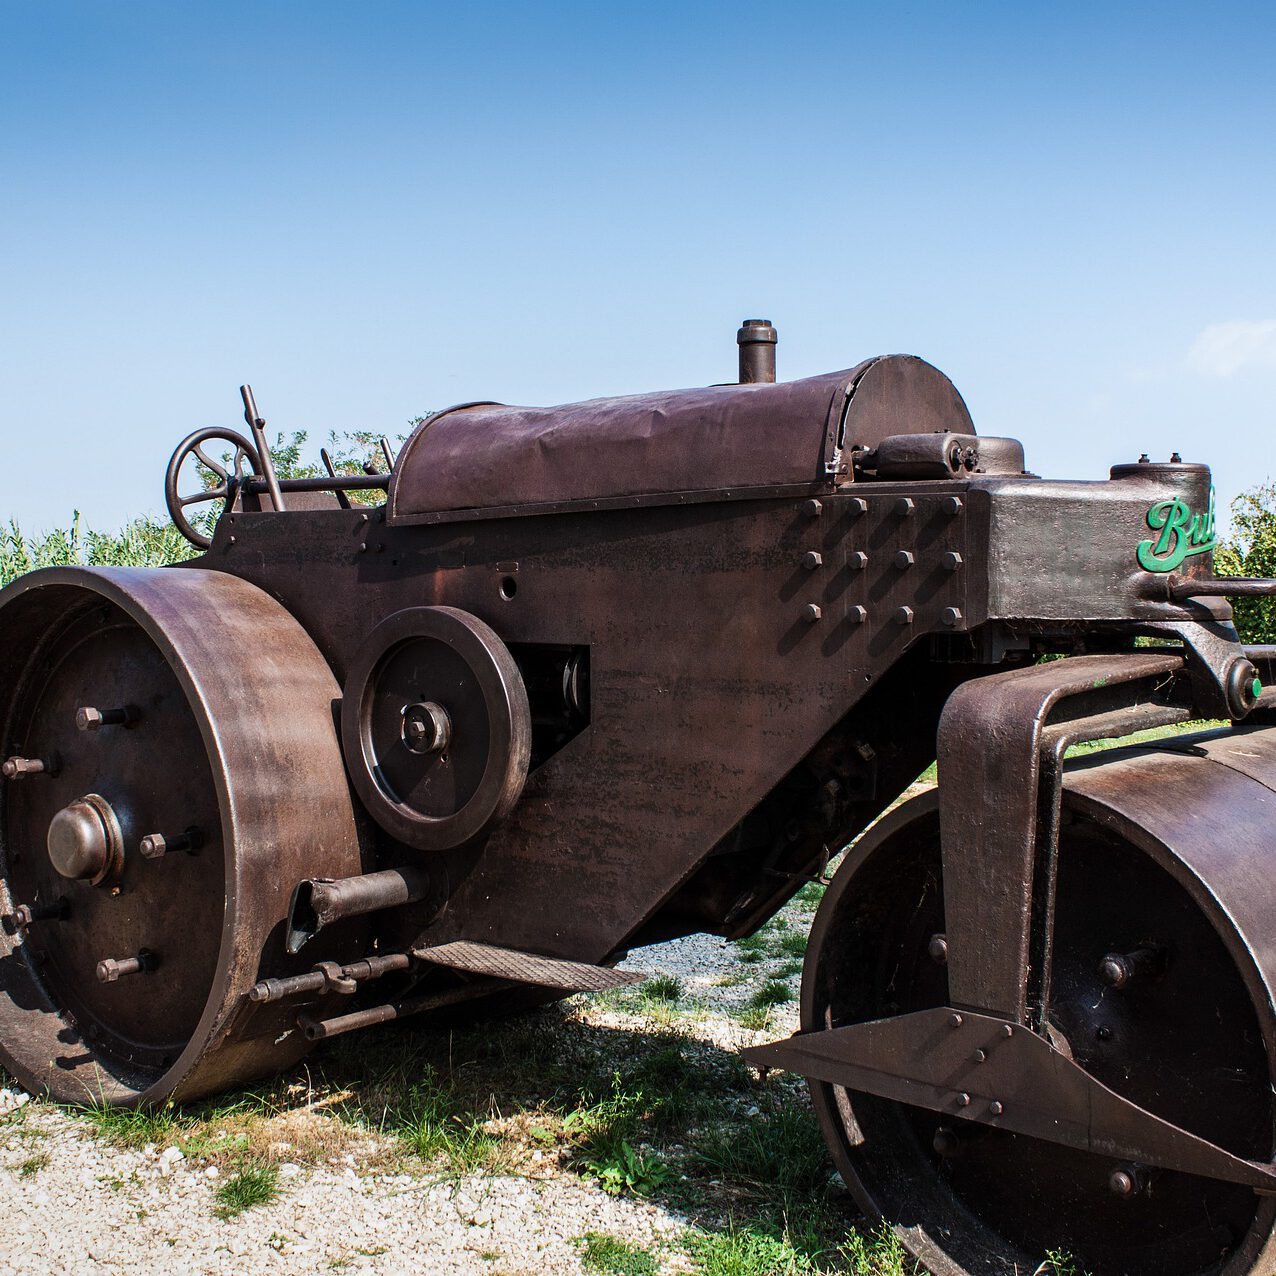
<box><xmin>412</xmin><ymin>941</ymin><xmax>644</xmax><ymax>992</ymax></box>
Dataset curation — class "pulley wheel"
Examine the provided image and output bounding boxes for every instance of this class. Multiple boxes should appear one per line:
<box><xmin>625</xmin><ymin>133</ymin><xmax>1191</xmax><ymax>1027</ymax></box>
<box><xmin>341</xmin><ymin>607</ymin><xmax>531</xmax><ymax>851</ymax></box>
<box><xmin>0</xmin><ymin>566</ymin><xmax>366</xmax><ymax>1105</ymax></box>
<box><xmin>804</xmin><ymin>728</ymin><xmax>1276</xmax><ymax>1276</ymax></box>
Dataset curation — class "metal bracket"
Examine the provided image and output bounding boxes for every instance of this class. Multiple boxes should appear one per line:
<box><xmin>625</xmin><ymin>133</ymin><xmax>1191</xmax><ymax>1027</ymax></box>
<box><xmin>743</xmin><ymin>1007</ymin><xmax>1276</xmax><ymax>1193</ymax></box>
<box><xmin>937</xmin><ymin>652</ymin><xmax>1194</xmax><ymax>1026</ymax></box>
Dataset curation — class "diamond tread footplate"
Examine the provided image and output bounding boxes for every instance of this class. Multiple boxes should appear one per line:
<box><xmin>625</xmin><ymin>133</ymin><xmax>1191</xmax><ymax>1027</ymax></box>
<box><xmin>412</xmin><ymin>940</ymin><xmax>645</xmax><ymax>992</ymax></box>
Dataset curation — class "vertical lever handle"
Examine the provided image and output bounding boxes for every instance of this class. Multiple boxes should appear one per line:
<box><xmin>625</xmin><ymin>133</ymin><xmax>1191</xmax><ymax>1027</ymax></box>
<box><xmin>240</xmin><ymin>384</ymin><xmax>287</xmax><ymax>513</ymax></box>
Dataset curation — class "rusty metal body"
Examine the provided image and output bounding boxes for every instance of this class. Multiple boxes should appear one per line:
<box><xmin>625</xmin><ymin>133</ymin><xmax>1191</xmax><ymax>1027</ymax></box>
<box><xmin>3</xmin><ymin>328</ymin><xmax>1276</xmax><ymax>1273</ymax></box>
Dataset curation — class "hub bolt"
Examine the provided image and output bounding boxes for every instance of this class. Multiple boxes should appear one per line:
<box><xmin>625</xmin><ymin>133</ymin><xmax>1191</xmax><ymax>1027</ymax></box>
<box><xmin>1099</xmin><ymin>946</ymin><xmax>1164</xmax><ymax>988</ymax></box>
<box><xmin>96</xmin><ymin>949</ymin><xmax>158</xmax><ymax>983</ymax></box>
<box><xmin>2</xmin><ymin>756</ymin><xmax>52</xmax><ymax>779</ymax></box>
<box><xmin>139</xmin><ymin>828</ymin><xmax>204</xmax><ymax>859</ymax></box>
<box><xmin>1108</xmin><ymin>1164</ymin><xmax>1146</xmax><ymax>1198</ymax></box>
<box><xmin>1100</xmin><ymin>953</ymin><xmax>1132</xmax><ymax>988</ymax></box>
<box><xmin>1</xmin><ymin>897</ymin><xmax>69</xmax><ymax>935</ymax></box>
<box><xmin>933</xmin><ymin>1126</ymin><xmax>960</xmax><ymax>1157</ymax></box>
<box><xmin>75</xmin><ymin>705</ymin><xmax>139</xmax><ymax>732</ymax></box>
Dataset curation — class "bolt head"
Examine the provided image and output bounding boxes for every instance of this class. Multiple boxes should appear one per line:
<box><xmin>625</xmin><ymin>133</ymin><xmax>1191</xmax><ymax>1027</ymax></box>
<box><xmin>927</xmin><ymin>933</ymin><xmax>948</xmax><ymax>965</ymax></box>
<box><xmin>895</xmin><ymin>606</ymin><xmax>915</xmax><ymax>626</ymax></box>
<box><xmin>988</xmin><ymin>1100</ymin><xmax>1004</xmax><ymax>1117</ymax></box>
<box><xmin>941</xmin><ymin>607</ymin><xmax>963</xmax><ymax>628</ymax></box>
<box><xmin>932</xmin><ymin>1127</ymin><xmax>960</xmax><ymax>1157</ymax></box>
<box><xmin>1109</xmin><ymin>1169</ymin><xmax>1136</xmax><ymax>1197</ymax></box>
<box><xmin>849</xmin><ymin>551</ymin><xmax>868</xmax><ymax>570</ymax></box>
<box><xmin>955</xmin><ymin>1092</ymin><xmax>971</xmax><ymax>1108</ymax></box>
<box><xmin>139</xmin><ymin>834</ymin><xmax>167</xmax><ymax>860</ymax></box>
<box><xmin>949</xmin><ymin>1012</ymin><xmax>964</xmax><ymax>1029</ymax></box>
<box><xmin>76</xmin><ymin>707</ymin><xmax>104</xmax><ymax>732</ymax></box>
<box><xmin>802</xmin><ymin>499</ymin><xmax>823</xmax><ymax>519</ymax></box>
<box><xmin>895</xmin><ymin>497</ymin><xmax>915</xmax><ymax>517</ymax></box>
<box><xmin>97</xmin><ymin>959</ymin><xmax>120</xmax><ymax>983</ymax></box>
<box><xmin>801</xmin><ymin>551</ymin><xmax>823</xmax><ymax>571</ymax></box>
<box><xmin>1100</xmin><ymin>954</ymin><xmax>1130</xmax><ymax>988</ymax></box>
<box><xmin>894</xmin><ymin>550</ymin><xmax>915</xmax><ymax>569</ymax></box>
<box><xmin>401</xmin><ymin>702</ymin><xmax>452</xmax><ymax>755</ymax></box>
<box><xmin>802</xmin><ymin>603</ymin><xmax>822</xmax><ymax>624</ymax></box>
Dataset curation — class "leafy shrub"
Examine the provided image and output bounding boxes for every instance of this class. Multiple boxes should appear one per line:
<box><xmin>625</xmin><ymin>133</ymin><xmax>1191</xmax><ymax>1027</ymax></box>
<box><xmin>1217</xmin><ymin>482</ymin><xmax>1276</xmax><ymax>643</ymax></box>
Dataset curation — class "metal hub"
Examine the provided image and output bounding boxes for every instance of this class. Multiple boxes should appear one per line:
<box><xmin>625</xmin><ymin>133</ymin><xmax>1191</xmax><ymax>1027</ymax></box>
<box><xmin>401</xmin><ymin>701</ymin><xmax>452</xmax><ymax>755</ymax></box>
<box><xmin>342</xmin><ymin>607</ymin><xmax>532</xmax><ymax>851</ymax></box>
<box><xmin>47</xmin><ymin>794</ymin><xmax>123</xmax><ymax>885</ymax></box>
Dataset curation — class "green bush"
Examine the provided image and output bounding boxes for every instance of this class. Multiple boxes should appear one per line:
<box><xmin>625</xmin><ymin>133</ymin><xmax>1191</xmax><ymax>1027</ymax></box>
<box><xmin>1217</xmin><ymin>482</ymin><xmax>1276</xmax><ymax>644</ymax></box>
<box><xmin>0</xmin><ymin>514</ymin><xmax>195</xmax><ymax>588</ymax></box>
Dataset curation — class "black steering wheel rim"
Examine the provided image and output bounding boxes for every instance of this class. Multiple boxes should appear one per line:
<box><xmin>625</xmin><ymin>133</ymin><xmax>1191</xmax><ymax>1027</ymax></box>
<box><xmin>165</xmin><ymin>427</ymin><xmax>262</xmax><ymax>549</ymax></box>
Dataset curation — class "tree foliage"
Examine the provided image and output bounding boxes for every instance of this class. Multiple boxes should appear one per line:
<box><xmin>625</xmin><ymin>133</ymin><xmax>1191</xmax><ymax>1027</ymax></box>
<box><xmin>1216</xmin><ymin>482</ymin><xmax>1276</xmax><ymax>644</ymax></box>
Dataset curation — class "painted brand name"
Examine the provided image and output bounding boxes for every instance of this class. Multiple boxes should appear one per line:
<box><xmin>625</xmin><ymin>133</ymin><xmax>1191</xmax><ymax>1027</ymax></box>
<box><xmin>1137</xmin><ymin>488</ymin><xmax>1216</xmax><ymax>572</ymax></box>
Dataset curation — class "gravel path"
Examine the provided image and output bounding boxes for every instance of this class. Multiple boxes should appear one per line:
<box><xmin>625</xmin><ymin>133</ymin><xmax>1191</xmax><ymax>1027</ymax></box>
<box><xmin>0</xmin><ymin>898</ymin><xmax>824</xmax><ymax>1276</ymax></box>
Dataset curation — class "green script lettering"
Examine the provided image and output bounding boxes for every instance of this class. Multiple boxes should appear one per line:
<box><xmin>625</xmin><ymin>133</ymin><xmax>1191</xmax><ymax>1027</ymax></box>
<box><xmin>1137</xmin><ymin>488</ymin><xmax>1216</xmax><ymax>572</ymax></box>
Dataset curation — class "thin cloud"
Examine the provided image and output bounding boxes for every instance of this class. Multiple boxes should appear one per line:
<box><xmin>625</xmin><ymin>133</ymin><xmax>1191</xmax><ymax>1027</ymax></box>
<box><xmin>1187</xmin><ymin>320</ymin><xmax>1276</xmax><ymax>377</ymax></box>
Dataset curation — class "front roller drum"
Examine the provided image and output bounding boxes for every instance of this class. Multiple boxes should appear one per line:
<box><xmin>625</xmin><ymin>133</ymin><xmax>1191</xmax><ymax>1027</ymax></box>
<box><xmin>803</xmin><ymin>726</ymin><xmax>1276</xmax><ymax>1276</ymax></box>
<box><xmin>0</xmin><ymin>566</ymin><xmax>367</xmax><ymax>1105</ymax></box>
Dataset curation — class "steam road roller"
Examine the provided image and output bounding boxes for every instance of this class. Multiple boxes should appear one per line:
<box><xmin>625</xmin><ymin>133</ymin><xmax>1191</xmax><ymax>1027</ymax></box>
<box><xmin>4</xmin><ymin>322</ymin><xmax>1276</xmax><ymax>1274</ymax></box>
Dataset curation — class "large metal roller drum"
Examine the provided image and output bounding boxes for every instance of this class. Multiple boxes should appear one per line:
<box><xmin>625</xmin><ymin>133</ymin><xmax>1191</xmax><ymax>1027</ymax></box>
<box><xmin>0</xmin><ymin>566</ymin><xmax>367</xmax><ymax>1104</ymax></box>
<box><xmin>803</xmin><ymin>726</ymin><xmax>1276</xmax><ymax>1276</ymax></box>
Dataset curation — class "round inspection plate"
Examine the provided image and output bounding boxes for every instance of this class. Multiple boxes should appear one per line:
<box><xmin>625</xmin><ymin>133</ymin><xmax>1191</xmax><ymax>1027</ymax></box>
<box><xmin>341</xmin><ymin>607</ymin><xmax>531</xmax><ymax>851</ymax></box>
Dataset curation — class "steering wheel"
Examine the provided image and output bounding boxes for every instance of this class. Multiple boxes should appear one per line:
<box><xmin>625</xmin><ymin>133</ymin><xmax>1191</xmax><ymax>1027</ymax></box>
<box><xmin>165</xmin><ymin>427</ymin><xmax>263</xmax><ymax>549</ymax></box>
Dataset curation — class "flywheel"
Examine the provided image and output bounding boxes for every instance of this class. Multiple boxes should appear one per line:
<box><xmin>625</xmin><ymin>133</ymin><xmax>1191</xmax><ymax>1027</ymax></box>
<box><xmin>340</xmin><ymin>607</ymin><xmax>532</xmax><ymax>851</ymax></box>
<box><xmin>803</xmin><ymin>725</ymin><xmax>1276</xmax><ymax>1276</ymax></box>
<box><xmin>0</xmin><ymin>566</ymin><xmax>367</xmax><ymax>1105</ymax></box>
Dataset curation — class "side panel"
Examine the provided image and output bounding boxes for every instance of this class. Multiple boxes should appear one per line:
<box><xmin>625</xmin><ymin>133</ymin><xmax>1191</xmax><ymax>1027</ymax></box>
<box><xmin>189</xmin><ymin>486</ymin><xmax>972</xmax><ymax>960</ymax></box>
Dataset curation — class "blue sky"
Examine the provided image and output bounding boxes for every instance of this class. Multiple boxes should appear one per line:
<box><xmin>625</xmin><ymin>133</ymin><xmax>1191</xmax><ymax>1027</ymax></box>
<box><xmin>2</xmin><ymin>1</ymin><xmax>1274</xmax><ymax>533</ymax></box>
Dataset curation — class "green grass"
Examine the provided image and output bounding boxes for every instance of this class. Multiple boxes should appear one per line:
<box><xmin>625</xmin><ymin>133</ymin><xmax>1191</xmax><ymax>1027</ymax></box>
<box><xmin>82</xmin><ymin>1098</ymin><xmax>180</xmax><ymax>1149</ymax></box>
<box><xmin>643</xmin><ymin>975</ymin><xmax>683</xmax><ymax>1004</ymax></box>
<box><xmin>773</xmin><ymin>930</ymin><xmax>809</xmax><ymax>959</ymax></box>
<box><xmin>213</xmin><ymin>1160</ymin><xmax>280</xmax><ymax>1219</ymax></box>
<box><xmin>686</xmin><ymin>1225</ymin><xmax>820</xmax><ymax>1275</ymax></box>
<box><xmin>579</xmin><ymin>1232</ymin><xmax>659</xmax><ymax>1275</ymax></box>
<box><xmin>17</xmin><ymin>1150</ymin><xmax>50</xmax><ymax>1176</ymax></box>
<box><xmin>836</xmin><ymin>1224</ymin><xmax>915</xmax><ymax>1275</ymax></box>
<box><xmin>745</xmin><ymin>980</ymin><xmax>795</xmax><ymax>1012</ymax></box>
<box><xmin>1034</xmin><ymin>1252</ymin><xmax>1089</xmax><ymax>1276</ymax></box>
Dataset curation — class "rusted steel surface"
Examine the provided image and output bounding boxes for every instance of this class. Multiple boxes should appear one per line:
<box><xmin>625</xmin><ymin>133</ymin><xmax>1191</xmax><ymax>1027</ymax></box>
<box><xmin>0</xmin><ymin>566</ymin><xmax>367</xmax><ymax>1103</ymax></box>
<box><xmin>387</xmin><ymin>355</ymin><xmax>973</xmax><ymax>522</ymax></box>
